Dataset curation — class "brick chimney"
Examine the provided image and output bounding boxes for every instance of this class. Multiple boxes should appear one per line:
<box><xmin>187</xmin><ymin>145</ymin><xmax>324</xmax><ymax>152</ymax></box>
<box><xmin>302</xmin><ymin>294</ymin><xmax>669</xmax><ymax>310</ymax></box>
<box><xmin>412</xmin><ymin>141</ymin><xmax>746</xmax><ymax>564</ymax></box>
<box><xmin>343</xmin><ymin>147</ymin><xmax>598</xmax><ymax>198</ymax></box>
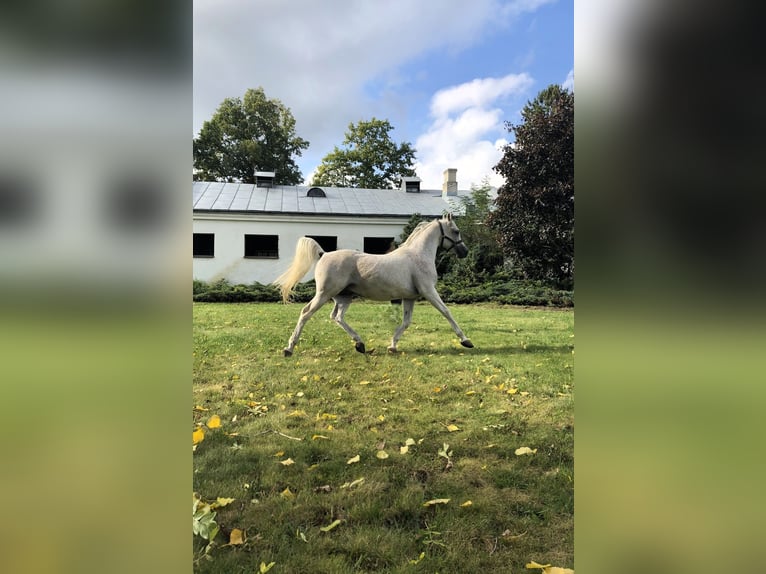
<box><xmin>442</xmin><ymin>168</ymin><xmax>457</xmax><ymax>197</ymax></box>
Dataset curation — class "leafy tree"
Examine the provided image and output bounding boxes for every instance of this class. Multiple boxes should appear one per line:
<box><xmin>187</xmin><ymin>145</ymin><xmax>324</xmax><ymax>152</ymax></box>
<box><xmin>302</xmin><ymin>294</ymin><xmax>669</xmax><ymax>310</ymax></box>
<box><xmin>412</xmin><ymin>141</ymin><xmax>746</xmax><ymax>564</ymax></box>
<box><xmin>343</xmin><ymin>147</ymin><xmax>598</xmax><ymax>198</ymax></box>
<box><xmin>395</xmin><ymin>181</ymin><xmax>504</xmax><ymax>283</ymax></box>
<box><xmin>311</xmin><ymin>118</ymin><xmax>416</xmax><ymax>189</ymax></box>
<box><xmin>438</xmin><ymin>180</ymin><xmax>505</xmax><ymax>282</ymax></box>
<box><xmin>193</xmin><ymin>88</ymin><xmax>309</xmax><ymax>185</ymax></box>
<box><xmin>489</xmin><ymin>84</ymin><xmax>574</xmax><ymax>289</ymax></box>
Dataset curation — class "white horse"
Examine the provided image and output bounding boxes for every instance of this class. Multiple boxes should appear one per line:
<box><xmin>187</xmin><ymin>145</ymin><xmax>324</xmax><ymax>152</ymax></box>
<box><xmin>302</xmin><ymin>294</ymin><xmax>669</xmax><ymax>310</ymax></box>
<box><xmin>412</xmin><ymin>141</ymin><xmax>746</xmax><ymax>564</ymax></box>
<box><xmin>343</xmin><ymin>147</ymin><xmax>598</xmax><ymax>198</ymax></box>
<box><xmin>273</xmin><ymin>213</ymin><xmax>474</xmax><ymax>356</ymax></box>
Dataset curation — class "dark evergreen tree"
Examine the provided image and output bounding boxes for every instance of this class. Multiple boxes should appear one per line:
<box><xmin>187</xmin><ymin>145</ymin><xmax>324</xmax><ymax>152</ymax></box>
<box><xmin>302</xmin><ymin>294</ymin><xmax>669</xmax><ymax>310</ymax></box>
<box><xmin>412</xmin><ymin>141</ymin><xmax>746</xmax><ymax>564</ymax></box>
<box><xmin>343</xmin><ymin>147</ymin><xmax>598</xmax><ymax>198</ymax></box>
<box><xmin>489</xmin><ymin>85</ymin><xmax>574</xmax><ymax>289</ymax></box>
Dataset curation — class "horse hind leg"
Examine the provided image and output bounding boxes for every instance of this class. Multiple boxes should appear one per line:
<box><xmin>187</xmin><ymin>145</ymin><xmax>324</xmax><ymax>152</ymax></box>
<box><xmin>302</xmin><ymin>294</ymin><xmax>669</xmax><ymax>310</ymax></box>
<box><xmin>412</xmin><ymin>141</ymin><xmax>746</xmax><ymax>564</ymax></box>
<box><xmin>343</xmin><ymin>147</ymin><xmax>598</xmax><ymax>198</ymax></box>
<box><xmin>388</xmin><ymin>299</ymin><xmax>415</xmax><ymax>353</ymax></box>
<box><xmin>331</xmin><ymin>296</ymin><xmax>366</xmax><ymax>353</ymax></box>
<box><xmin>283</xmin><ymin>292</ymin><xmax>332</xmax><ymax>356</ymax></box>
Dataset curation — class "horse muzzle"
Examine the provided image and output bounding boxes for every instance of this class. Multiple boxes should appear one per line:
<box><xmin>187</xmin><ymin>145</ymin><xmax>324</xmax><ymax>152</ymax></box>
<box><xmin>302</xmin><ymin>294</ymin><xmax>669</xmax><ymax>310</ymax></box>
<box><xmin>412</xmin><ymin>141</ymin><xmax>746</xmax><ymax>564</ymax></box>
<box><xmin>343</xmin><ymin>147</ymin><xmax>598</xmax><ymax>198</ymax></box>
<box><xmin>455</xmin><ymin>243</ymin><xmax>469</xmax><ymax>258</ymax></box>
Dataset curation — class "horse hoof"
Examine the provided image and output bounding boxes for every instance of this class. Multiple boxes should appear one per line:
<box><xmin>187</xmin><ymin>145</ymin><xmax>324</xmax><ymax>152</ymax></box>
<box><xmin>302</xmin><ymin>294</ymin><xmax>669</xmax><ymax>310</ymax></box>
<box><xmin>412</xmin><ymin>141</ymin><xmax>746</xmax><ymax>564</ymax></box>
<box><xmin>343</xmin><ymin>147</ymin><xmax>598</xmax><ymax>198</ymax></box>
<box><xmin>355</xmin><ymin>342</ymin><xmax>366</xmax><ymax>354</ymax></box>
<box><xmin>387</xmin><ymin>347</ymin><xmax>398</xmax><ymax>354</ymax></box>
<box><xmin>283</xmin><ymin>349</ymin><xmax>293</xmax><ymax>357</ymax></box>
<box><xmin>460</xmin><ymin>339</ymin><xmax>474</xmax><ymax>348</ymax></box>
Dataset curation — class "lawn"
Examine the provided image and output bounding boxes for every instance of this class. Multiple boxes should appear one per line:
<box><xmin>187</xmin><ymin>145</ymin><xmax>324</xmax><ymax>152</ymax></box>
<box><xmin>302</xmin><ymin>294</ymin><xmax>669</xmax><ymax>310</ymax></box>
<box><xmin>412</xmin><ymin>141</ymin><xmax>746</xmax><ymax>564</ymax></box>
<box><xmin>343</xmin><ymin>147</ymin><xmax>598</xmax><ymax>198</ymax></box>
<box><xmin>193</xmin><ymin>301</ymin><xmax>574</xmax><ymax>573</ymax></box>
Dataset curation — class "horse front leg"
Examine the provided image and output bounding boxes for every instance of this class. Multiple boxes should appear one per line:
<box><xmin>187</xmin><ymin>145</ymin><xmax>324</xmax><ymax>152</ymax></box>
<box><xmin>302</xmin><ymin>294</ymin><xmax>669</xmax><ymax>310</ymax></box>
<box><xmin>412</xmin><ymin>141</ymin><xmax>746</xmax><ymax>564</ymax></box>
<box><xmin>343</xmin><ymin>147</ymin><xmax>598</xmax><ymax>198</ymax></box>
<box><xmin>389</xmin><ymin>299</ymin><xmax>415</xmax><ymax>353</ymax></box>
<box><xmin>420</xmin><ymin>288</ymin><xmax>473</xmax><ymax>349</ymax></box>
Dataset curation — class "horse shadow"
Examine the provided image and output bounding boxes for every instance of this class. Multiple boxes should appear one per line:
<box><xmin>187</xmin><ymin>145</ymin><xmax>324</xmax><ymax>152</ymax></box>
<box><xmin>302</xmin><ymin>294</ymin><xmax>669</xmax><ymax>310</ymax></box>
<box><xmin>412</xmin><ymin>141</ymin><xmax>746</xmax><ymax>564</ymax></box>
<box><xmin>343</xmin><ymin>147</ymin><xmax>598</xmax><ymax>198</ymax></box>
<box><xmin>386</xmin><ymin>342</ymin><xmax>574</xmax><ymax>356</ymax></box>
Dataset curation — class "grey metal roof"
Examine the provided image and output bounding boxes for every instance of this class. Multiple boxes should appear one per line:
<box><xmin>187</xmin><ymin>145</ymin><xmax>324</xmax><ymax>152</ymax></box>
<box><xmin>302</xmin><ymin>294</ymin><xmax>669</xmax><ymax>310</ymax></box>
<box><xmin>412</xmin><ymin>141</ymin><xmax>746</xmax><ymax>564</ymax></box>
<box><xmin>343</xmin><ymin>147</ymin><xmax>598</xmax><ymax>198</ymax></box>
<box><xmin>193</xmin><ymin>181</ymin><xmax>471</xmax><ymax>218</ymax></box>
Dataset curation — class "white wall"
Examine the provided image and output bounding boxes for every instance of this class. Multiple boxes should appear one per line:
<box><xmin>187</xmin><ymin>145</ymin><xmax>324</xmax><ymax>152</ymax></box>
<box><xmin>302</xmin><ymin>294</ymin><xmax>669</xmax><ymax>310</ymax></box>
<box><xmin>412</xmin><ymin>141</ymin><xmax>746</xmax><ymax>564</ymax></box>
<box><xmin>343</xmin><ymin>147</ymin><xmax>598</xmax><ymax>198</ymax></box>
<box><xmin>193</xmin><ymin>213</ymin><xmax>411</xmax><ymax>285</ymax></box>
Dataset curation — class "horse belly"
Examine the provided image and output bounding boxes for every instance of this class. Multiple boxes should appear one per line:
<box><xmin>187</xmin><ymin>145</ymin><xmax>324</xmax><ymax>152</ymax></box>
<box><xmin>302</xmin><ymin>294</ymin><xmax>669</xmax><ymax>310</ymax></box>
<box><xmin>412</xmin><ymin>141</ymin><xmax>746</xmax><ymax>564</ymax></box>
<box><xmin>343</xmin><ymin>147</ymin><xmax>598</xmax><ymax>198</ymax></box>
<box><xmin>350</xmin><ymin>281</ymin><xmax>418</xmax><ymax>301</ymax></box>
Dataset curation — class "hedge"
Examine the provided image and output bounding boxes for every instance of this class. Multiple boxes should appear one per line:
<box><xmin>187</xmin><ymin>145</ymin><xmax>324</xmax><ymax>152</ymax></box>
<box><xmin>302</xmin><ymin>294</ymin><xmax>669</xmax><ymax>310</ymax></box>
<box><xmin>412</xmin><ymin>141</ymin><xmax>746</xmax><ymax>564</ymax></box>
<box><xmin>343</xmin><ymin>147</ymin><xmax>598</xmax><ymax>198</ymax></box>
<box><xmin>193</xmin><ymin>278</ymin><xmax>572</xmax><ymax>307</ymax></box>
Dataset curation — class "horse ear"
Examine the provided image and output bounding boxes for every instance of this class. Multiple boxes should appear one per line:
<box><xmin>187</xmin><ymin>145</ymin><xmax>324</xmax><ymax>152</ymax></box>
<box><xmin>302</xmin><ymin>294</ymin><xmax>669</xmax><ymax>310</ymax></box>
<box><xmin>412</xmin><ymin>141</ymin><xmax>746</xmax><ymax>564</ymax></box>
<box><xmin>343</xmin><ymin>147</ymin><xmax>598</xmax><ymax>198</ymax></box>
<box><xmin>445</xmin><ymin>212</ymin><xmax>452</xmax><ymax>221</ymax></box>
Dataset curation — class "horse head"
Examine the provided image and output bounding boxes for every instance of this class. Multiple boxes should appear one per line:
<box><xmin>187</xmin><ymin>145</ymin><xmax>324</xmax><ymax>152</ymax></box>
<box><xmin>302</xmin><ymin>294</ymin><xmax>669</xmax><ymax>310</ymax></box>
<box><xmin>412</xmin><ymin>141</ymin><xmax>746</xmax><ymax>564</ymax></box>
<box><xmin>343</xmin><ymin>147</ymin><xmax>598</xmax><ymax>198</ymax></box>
<box><xmin>439</xmin><ymin>213</ymin><xmax>468</xmax><ymax>258</ymax></box>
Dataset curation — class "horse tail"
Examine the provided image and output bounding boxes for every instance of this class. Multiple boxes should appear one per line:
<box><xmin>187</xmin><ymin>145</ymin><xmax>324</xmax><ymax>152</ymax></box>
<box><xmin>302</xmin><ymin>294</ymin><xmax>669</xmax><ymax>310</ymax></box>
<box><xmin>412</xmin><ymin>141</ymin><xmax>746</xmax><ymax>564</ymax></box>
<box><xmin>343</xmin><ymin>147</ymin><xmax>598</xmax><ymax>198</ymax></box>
<box><xmin>272</xmin><ymin>237</ymin><xmax>324</xmax><ymax>303</ymax></box>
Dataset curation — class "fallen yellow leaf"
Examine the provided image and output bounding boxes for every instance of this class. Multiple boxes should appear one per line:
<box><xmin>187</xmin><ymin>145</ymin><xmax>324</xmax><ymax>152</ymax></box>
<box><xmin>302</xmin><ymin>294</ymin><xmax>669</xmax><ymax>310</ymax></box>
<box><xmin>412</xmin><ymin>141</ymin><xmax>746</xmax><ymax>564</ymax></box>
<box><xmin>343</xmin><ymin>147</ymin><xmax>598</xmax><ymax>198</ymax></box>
<box><xmin>507</xmin><ymin>388</ymin><xmax>519</xmax><ymax>395</ymax></box>
<box><xmin>377</xmin><ymin>414</ymin><xmax>385</xmax><ymax>421</ymax></box>
<box><xmin>465</xmin><ymin>390</ymin><xmax>476</xmax><ymax>395</ymax></box>
<box><xmin>312</xmin><ymin>434</ymin><xmax>329</xmax><ymax>440</ymax></box>
<box><xmin>376</xmin><ymin>450</ymin><xmax>389</xmax><ymax>459</ymax></box>
<box><xmin>280</xmin><ymin>487</ymin><xmax>294</xmax><ymax>499</ymax></box>
<box><xmin>525</xmin><ymin>562</ymin><xmax>574</xmax><ymax>574</ymax></box>
<box><xmin>460</xmin><ymin>500</ymin><xmax>473</xmax><ymax>507</ymax></box>
<box><xmin>279</xmin><ymin>458</ymin><xmax>295</xmax><ymax>466</ymax></box>
<box><xmin>405</xmin><ymin>438</ymin><xmax>416</xmax><ymax>446</ymax></box>
<box><xmin>192</xmin><ymin>428</ymin><xmax>205</xmax><ymax>445</ymax></box>
<box><xmin>259</xmin><ymin>561</ymin><xmax>276</xmax><ymax>573</ymax></box>
<box><xmin>347</xmin><ymin>455</ymin><xmax>360</xmax><ymax>464</ymax></box>
<box><xmin>515</xmin><ymin>447</ymin><xmax>537</xmax><ymax>456</ymax></box>
<box><xmin>423</xmin><ymin>498</ymin><xmax>450</xmax><ymax>507</ymax></box>
<box><xmin>194</xmin><ymin>405</ymin><xmax>209</xmax><ymax>411</ymax></box>
<box><xmin>287</xmin><ymin>409</ymin><xmax>307</xmax><ymax>417</ymax></box>
<box><xmin>344</xmin><ymin>477</ymin><xmax>365</xmax><ymax>488</ymax></box>
<box><xmin>274</xmin><ymin>451</ymin><xmax>285</xmax><ymax>457</ymax></box>
<box><xmin>446</xmin><ymin>424</ymin><xmax>460</xmax><ymax>432</ymax></box>
<box><xmin>213</xmin><ymin>497</ymin><xmax>234</xmax><ymax>508</ymax></box>
<box><xmin>359</xmin><ymin>380</ymin><xmax>371</xmax><ymax>385</ymax></box>
<box><xmin>319</xmin><ymin>519</ymin><xmax>342</xmax><ymax>532</ymax></box>
<box><xmin>229</xmin><ymin>528</ymin><xmax>244</xmax><ymax>545</ymax></box>
<box><xmin>206</xmin><ymin>414</ymin><xmax>221</xmax><ymax>429</ymax></box>
<box><xmin>400</xmin><ymin>445</ymin><xmax>409</xmax><ymax>454</ymax></box>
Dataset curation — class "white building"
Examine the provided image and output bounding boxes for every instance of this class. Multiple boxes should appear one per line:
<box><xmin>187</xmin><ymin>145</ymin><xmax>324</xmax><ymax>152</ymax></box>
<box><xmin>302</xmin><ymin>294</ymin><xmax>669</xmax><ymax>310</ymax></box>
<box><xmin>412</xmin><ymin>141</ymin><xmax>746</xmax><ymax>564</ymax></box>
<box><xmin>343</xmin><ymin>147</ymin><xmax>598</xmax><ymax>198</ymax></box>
<box><xmin>193</xmin><ymin>169</ymin><xmax>473</xmax><ymax>285</ymax></box>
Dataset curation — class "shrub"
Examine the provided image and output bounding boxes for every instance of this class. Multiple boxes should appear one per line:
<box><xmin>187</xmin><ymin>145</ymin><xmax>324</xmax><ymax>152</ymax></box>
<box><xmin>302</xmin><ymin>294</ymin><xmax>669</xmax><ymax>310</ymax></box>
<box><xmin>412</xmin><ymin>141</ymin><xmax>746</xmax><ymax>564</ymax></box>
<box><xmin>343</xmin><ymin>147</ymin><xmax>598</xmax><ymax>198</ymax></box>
<box><xmin>193</xmin><ymin>278</ymin><xmax>572</xmax><ymax>307</ymax></box>
<box><xmin>192</xmin><ymin>279</ymin><xmax>319</xmax><ymax>303</ymax></box>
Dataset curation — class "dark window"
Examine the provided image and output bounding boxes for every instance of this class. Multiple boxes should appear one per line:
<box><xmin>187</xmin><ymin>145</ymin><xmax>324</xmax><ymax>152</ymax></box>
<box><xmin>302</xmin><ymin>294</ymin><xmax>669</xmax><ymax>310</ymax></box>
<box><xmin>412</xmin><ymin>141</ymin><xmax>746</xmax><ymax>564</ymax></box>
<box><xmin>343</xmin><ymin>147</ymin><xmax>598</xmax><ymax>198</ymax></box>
<box><xmin>404</xmin><ymin>181</ymin><xmax>420</xmax><ymax>193</ymax></box>
<box><xmin>364</xmin><ymin>237</ymin><xmax>394</xmax><ymax>254</ymax></box>
<box><xmin>193</xmin><ymin>233</ymin><xmax>215</xmax><ymax>258</ymax></box>
<box><xmin>244</xmin><ymin>234</ymin><xmax>279</xmax><ymax>258</ymax></box>
<box><xmin>0</xmin><ymin>173</ymin><xmax>39</xmax><ymax>227</ymax></box>
<box><xmin>306</xmin><ymin>235</ymin><xmax>337</xmax><ymax>252</ymax></box>
<box><xmin>307</xmin><ymin>187</ymin><xmax>326</xmax><ymax>197</ymax></box>
<box><xmin>107</xmin><ymin>175</ymin><xmax>168</xmax><ymax>231</ymax></box>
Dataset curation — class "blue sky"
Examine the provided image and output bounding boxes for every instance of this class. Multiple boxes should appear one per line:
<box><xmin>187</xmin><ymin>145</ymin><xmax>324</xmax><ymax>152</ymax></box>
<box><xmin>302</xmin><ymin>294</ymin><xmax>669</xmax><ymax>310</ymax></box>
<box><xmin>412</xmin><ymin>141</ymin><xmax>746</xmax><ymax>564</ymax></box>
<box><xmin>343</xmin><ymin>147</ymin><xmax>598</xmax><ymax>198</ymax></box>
<box><xmin>194</xmin><ymin>0</ymin><xmax>573</xmax><ymax>189</ymax></box>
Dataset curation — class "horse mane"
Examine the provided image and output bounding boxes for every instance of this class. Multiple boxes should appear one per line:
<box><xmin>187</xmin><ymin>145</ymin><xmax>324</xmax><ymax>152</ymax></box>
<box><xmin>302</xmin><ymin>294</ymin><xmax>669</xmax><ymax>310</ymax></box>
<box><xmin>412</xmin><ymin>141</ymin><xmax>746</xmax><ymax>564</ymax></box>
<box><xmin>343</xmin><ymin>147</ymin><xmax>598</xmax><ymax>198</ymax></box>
<box><xmin>399</xmin><ymin>220</ymin><xmax>434</xmax><ymax>248</ymax></box>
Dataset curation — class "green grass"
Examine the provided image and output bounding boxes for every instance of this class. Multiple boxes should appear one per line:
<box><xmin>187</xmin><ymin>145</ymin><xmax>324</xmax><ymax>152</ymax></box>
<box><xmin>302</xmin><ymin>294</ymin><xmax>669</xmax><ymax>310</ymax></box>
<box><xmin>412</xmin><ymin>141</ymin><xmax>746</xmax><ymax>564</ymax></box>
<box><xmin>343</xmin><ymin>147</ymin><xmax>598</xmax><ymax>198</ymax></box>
<box><xmin>193</xmin><ymin>301</ymin><xmax>573</xmax><ymax>573</ymax></box>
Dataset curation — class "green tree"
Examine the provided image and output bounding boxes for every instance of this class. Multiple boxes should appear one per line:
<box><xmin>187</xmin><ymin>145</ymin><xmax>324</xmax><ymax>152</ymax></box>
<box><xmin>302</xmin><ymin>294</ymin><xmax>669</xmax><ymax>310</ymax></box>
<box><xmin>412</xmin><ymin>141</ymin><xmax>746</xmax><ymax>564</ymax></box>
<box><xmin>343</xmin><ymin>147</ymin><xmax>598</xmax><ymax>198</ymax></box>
<box><xmin>193</xmin><ymin>88</ymin><xmax>309</xmax><ymax>185</ymax></box>
<box><xmin>438</xmin><ymin>180</ymin><xmax>505</xmax><ymax>282</ymax></box>
<box><xmin>311</xmin><ymin>118</ymin><xmax>416</xmax><ymax>189</ymax></box>
<box><xmin>395</xmin><ymin>181</ymin><xmax>504</xmax><ymax>283</ymax></box>
<box><xmin>489</xmin><ymin>84</ymin><xmax>574</xmax><ymax>289</ymax></box>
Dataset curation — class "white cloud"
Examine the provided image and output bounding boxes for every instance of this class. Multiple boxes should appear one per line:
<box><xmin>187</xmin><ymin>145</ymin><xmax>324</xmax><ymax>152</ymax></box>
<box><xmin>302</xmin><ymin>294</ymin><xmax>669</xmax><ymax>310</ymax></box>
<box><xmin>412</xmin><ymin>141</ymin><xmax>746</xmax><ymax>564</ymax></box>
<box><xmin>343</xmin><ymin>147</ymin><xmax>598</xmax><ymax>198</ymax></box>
<box><xmin>415</xmin><ymin>73</ymin><xmax>533</xmax><ymax>190</ymax></box>
<box><xmin>193</xmin><ymin>0</ymin><xmax>556</xmax><ymax>181</ymax></box>
<box><xmin>194</xmin><ymin>0</ymin><xmax>503</xmax><ymax>138</ymax></box>
<box><xmin>562</xmin><ymin>68</ymin><xmax>574</xmax><ymax>91</ymax></box>
<box><xmin>431</xmin><ymin>74</ymin><xmax>534</xmax><ymax>118</ymax></box>
<box><xmin>502</xmin><ymin>0</ymin><xmax>558</xmax><ymax>18</ymax></box>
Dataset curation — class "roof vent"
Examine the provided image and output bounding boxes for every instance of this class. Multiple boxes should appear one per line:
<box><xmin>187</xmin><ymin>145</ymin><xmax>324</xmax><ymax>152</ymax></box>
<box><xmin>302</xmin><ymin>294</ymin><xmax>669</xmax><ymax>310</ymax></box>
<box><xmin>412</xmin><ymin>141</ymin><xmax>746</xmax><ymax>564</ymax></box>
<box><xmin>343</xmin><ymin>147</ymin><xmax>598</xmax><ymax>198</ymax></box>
<box><xmin>307</xmin><ymin>187</ymin><xmax>326</xmax><ymax>197</ymax></box>
<box><xmin>401</xmin><ymin>176</ymin><xmax>421</xmax><ymax>193</ymax></box>
<box><xmin>255</xmin><ymin>171</ymin><xmax>276</xmax><ymax>188</ymax></box>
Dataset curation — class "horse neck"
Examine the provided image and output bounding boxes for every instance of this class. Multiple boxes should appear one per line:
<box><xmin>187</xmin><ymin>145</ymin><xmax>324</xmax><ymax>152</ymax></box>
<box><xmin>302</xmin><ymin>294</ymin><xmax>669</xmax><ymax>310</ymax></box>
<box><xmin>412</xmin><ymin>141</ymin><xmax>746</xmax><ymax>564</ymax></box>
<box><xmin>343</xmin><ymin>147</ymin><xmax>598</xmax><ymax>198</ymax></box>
<box><xmin>404</xmin><ymin>220</ymin><xmax>441</xmax><ymax>261</ymax></box>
